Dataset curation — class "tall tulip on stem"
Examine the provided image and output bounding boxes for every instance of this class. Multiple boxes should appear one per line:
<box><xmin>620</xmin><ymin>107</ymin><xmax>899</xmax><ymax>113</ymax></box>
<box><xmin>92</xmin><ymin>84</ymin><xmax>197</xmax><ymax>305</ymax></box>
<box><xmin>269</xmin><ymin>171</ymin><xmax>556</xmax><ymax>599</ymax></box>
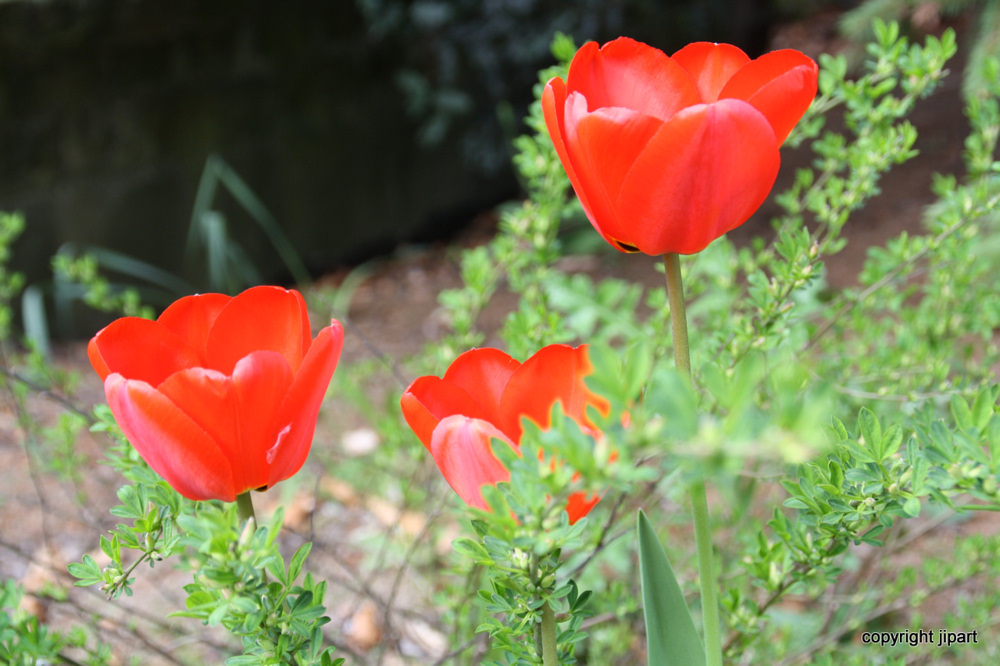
<box><xmin>543</xmin><ymin>37</ymin><xmax>818</xmax><ymax>665</ymax></box>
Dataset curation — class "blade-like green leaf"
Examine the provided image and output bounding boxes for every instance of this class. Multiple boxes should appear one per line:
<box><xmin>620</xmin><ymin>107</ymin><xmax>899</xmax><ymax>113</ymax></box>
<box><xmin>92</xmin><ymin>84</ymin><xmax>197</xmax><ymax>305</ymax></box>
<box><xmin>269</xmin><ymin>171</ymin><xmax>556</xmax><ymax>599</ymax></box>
<box><xmin>638</xmin><ymin>509</ymin><xmax>705</xmax><ymax>666</ymax></box>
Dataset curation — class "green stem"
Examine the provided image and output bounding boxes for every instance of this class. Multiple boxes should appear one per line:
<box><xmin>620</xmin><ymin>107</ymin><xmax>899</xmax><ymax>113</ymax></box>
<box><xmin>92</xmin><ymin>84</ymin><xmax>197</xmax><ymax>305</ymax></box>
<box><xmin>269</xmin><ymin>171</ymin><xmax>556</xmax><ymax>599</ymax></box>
<box><xmin>663</xmin><ymin>254</ymin><xmax>691</xmax><ymax>378</ymax></box>
<box><xmin>236</xmin><ymin>491</ymin><xmax>256</xmax><ymax>525</ymax></box>
<box><xmin>540</xmin><ymin>600</ymin><xmax>558</xmax><ymax>666</ymax></box>
<box><xmin>663</xmin><ymin>253</ymin><xmax>723</xmax><ymax>666</ymax></box>
<box><xmin>690</xmin><ymin>480</ymin><xmax>722</xmax><ymax>666</ymax></box>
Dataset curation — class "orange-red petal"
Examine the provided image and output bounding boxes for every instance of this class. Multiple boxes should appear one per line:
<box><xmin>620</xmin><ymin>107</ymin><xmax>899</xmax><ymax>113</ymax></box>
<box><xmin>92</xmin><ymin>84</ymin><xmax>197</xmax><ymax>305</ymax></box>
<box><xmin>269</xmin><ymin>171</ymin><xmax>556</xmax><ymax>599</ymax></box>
<box><xmin>543</xmin><ymin>77</ymin><xmax>593</xmax><ymax>219</ymax></box>
<box><xmin>568</xmin><ymin>38</ymin><xmax>700</xmax><ymax>120</ymax></box>
<box><xmin>442</xmin><ymin>348</ymin><xmax>521</xmax><ymax>429</ymax></box>
<box><xmin>205</xmin><ymin>286</ymin><xmax>310</xmax><ymax>374</ymax></box>
<box><xmin>157</xmin><ymin>367</ymin><xmax>244</xmax><ymax>488</ymax></box>
<box><xmin>671</xmin><ymin>42</ymin><xmax>751</xmax><ymax>103</ymax></box>
<box><xmin>616</xmin><ymin>99</ymin><xmax>780</xmax><ymax>254</ymax></box>
<box><xmin>401</xmin><ymin>376</ymin><xmax>492</xmax><ymax>450</ymax></box>
<box><xmin>265</xmin><ymin>320</ymin><xmax>344</xmax><ymax>487</ymax></box>
<box><xmin>89</xmin><ymin>318</ymin><xmax>201</xmax><ymax>385</ymax></box>
<box><xmin>232</xmin><ymin>351</ymin><xmax>296</xmax><ymax>490</ymax></box>
<box><xmin>498</xmin><ymin>344</ymin><xmax>601</xmax><ymax>439</ymax></box>
<box><xmin>720</xmin><ymin>49</ymin><xmax>819</xmax><ymax>144</ymax></box>
<box><xmin>266</xmin><ymin>321</ymin><xmax>344</xmax><ymax>487</ymax></box>
<box><xmin>157</xmin><ymin>292</ymin><xmax>231</xmax><ymax>364</ymax></box>
<box><xmin>561</xmin><ymin>94</ymin><xmax>664</xmax><ymax>251</ymax></box>
<box><xmin>104</xmin><ymin>373</ymin><xmax>236</xmax><ymax>501</ymax></box>
<box><xmin>429</xmin><ymin>415</ymin><xmax>514</xmax><ymax>512</ymax></box>
<box><xmin>566</xmin><ymin>492</ymin><xmax>601</xmax><ymax>525</ymax></box>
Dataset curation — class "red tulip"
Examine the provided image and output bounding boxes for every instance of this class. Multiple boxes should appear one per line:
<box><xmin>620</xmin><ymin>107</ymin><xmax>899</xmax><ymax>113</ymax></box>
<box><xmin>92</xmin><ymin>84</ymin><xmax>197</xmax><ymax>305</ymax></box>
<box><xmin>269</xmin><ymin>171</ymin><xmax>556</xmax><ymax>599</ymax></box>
<box><xmin>89</xmin><ymin>286</ymin><xmax>344</xmax><ymax>502</ymax></box>
<box><xmin>400</xmin><ymin>345</ymin><xmax>610</xmax><ymax>523</ymax></box>
<box><xmin>542</xmin><ymin>38</ymin><xmax>818</xmax><ymax>255</ymax></box>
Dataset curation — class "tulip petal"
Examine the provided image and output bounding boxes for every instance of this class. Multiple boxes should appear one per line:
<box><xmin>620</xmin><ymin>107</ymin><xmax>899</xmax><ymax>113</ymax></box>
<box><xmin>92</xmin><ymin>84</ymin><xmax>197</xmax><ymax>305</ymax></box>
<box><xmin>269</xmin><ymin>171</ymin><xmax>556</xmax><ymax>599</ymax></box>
<box><xmin>232</xmin><ymin>351</ymin><xmax>295</xmax><ymax>490</ymax></box>
<box><xmin>617</xmin><ymin>99</ymin><xmax>780</xmax><ymax>255</ymax></box>
<box><xmin>157</xmin><ymin>366</ymin><xmax>242</xmax><ymax>487</ymax></box>
<box><xmin>442</xmin><ymin>348</ymin><xmax>521</xmax><ymax>429</ymax></box>
<box><xmin>206</xmin><ymin>286</ymin><xmax>310</xmax><ymax>375</ymax></box>
<box><xmin>499</xmin><ymin>344</ymin><xmax>606</xmax><ymax>439</ymax></box>
<box><xmin>157</xmin><ymin>292</ymin><xmax>231</xmax><ymax>364</ymax></box>
<box><xmin>429</xmin><ymin>415</ymin><xmax>514</xmax><ymax>512</ymax></box>
<box><xmin>671</xmin><ymin>42</ymin><xmax>751</xmax><ymax>103</ymax></box>
<box><xmin>266</xmin><ymin>321</ymin><xmax>344</xmax><ymax>487</ymax></box>
<box><xmin>401</xmin><ymin>376</ymin><xmax>494</xmax><ymax>449</ymax></box>
<box><xmin>568</xmin><ymin>38</ymin><xmax>700</xmax><ymax>121</ymax></box>
<box><xmin>545</xmin><ymin>85</ymin><xmax>616</xmax><ymax>249</ymax></box>
<box><xmin>562</xmin><ymin>93</ymin><xmax>664</xmax><ymax>251</ymax></box>
<box><xmin>542</xmin><ymin>78</ymin><xmax>584</xmax><ymax>205</ymax></box>
<box><xmin>566</xmin><ymin>492</ymin><xmax>601</xmax><ymax>525</ymax></box>
<box><xmin>720</xmin><ymin>50</ymin><xmax>818</xmax><ymax>144</ymax></box>
<box><xmin>105</xmin><ymin>373</ymin><xmax>235</xmax><ymax>501</ymax></box>
<box><xmin>89</xmin><ymin>318</ymin><xmax>201</xmax><ymax>385</ymax></box>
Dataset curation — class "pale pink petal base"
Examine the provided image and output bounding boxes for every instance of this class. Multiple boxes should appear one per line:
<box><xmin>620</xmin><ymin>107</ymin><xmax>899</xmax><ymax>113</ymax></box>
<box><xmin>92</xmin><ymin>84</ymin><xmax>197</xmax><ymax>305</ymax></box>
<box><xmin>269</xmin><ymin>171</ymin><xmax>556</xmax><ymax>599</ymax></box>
<box><xmin>430</xmin><ymin>415</ymin><xmax>516</xmax><ymax>512</ymax></box>
<box><xmin>105</xmin><ymin>374</ymin><xmax>236</xmax><ymax>501</ymax></box>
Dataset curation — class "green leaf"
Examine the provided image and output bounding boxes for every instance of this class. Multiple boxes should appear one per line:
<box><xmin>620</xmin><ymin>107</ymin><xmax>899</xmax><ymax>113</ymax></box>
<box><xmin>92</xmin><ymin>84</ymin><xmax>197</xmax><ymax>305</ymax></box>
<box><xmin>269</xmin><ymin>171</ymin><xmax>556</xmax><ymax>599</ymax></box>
<box><xmin>858</xmin><ymin>408</ymin><xmax>881</xmax><ymax>456</ymax></box>
<box><xmin>637</xmin><ymin>510</ymin><xmax>705</xmax><ymax>666</ymax></box>
<box><xmin>880</xmin><ymin>425</ymin><xmax>904</xmax><ymax>460</ymax></box>
<box><xmin>951</xmin><ymin>395</ymin><xmax>973</xmax><ymax>433</ymax></box>
<box><xmin>452</xmin><ymin>537</ymin><xmax>493</xmax><ymax>565</ymax></box>
<box><xmin>971</xmin><ymin>388</ymin><xmax>996</xmax><ymax>431</ymax></box>
<box><xmin>225</xmin><ymin>656</ymin><xmax>263</xmax><ymax>666</ymax></box>
<box><xmin>288</xmin><ymin>543</ymin><xmax>312</xmax><ymax>583</ymax></box>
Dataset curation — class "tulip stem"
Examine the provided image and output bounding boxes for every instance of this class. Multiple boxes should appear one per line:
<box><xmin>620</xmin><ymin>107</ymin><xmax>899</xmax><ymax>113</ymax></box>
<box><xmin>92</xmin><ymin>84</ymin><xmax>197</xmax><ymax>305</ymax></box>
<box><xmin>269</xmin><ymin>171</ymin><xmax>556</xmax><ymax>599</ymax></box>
<box><xmin>236</xmin><ymin>491</ymin><xmax>256</xmax><ymax>525</ymax></box>
<box><xmin>663</xmin><ymin>253</ymin><xmax>723</xmax><ymax>666</ymax></box>
<box><xmin>540</xmin><ymin>600</ymin><xmax>558</xmax><ymax>666</ymax></box>
<box><xmin>663</xmin><ymin>253</ymin><xmax>691</xmax><ymax>379</ymax></box>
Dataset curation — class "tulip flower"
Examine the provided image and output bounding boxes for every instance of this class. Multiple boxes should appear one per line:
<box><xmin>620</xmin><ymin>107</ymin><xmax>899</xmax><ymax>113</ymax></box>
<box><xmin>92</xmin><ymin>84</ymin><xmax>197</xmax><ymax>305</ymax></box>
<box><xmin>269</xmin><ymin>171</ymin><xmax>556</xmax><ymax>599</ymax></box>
<box><xmin>400</xmin><ymin>344</ymin><xmax>610</xmax><ymax>523</ymax></box>
<box><xmin>543</xmin><ymin>37</ymin><xmax>818</xmax><ymax>255</ymax></box>
<box><xmin>89</xmin><ymin>285</ymin><xmax>344</xmax><ymax>502</ymax></box>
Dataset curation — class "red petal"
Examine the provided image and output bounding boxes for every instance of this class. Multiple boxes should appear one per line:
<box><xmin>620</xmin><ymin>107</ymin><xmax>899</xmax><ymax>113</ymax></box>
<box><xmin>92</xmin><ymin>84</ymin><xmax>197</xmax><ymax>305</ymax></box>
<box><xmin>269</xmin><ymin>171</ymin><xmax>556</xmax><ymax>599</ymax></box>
<box><xmin>266</xmin><ymin>321</ymin><xmax>344</xmax><ymax>487</ymax></box>
<box><xmin>89</xmin><ymin>318</ymin><xmax>201</xmax><ymax>385</ymax></box>
<box><xmin>105</xmin><ymin>374</ymin><xmax>235</xmax><ymax>501</ymax></box>
<box><xmin>429</xmin><ymin>415</ymin><xmax>514</xmax><ymax>512</ymax></box>
<box><xmin>401</xmin><ymin>376</ymin><xmax>493</xmax><ymax>450</ymax></box>
<box><xmin>720</xmin><ymin>50</ymin><xmax>818</xmax><ymax>144</ymax></box>
<box><xmin>499</xmin><ymin>344</ymin><xmax>603</xmax><ymax>440</ymax></box>
<box><xmin>157</xmin><ymin>292</ymin><xmax>231</xmax><ymax>364</ymax></box>
<box><xmin>543</xmin><ymin>78</ymin><xmax>583</xmax><ymax>202</ymax></box>
<box><xmin>566</xmin><ymin>491</ymin><xmax>601</xmax><ymax>524</ymax></box>
<box><xmin>671</xmin><ymin>42</ymin><xmax>750</xmax><ymax>102</ymax></box>
<box><xmin>232</xmin><ymin>351</ymin><xmax>295</xmax><ymax>491</ymax></box>
<box><xmin>544</xmin><ymin>77</ymin><xmax>607</xmax><ymax>247</ymax></box>
<box><xmin>442</xmin><ymin>348</ymin><xmax>520</xmax><ymax>432</ymax></box>
<box><xmin>562</xmin><ymin>93</ymin><xmax>664</xmax><ymax>252</ymax></box>
<box><xmin>205</xmin><ymin>286</ymin><xmax>310</xmax><ymax>375</ymax></box>
<box><xmin>568</xmin><ymin>38</ymin><xmax>700</xmax><ymax>120</ymax></box>
<box><xmin>157</xmin><ymin>366</ymin><xmax>241</xmax><ymax>486</ymax></box>
<box><xmin>87</xmin><ymin>337</ymin><xmax>110</xmax><ymax>381</ymax></box>
<box><xmin>616</xmin><ymin>99</ymin><xmax>780</xmax><ymax>255</ymax></box>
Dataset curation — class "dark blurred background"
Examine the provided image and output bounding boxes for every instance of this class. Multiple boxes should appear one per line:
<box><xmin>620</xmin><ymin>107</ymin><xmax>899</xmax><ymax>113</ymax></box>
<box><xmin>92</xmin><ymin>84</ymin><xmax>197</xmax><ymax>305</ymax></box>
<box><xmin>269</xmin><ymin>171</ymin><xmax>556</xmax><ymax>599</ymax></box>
<box><xmin>0</xmin><ymin>0</ymin><xmax>831</xmax><ymax>303</ymax></box>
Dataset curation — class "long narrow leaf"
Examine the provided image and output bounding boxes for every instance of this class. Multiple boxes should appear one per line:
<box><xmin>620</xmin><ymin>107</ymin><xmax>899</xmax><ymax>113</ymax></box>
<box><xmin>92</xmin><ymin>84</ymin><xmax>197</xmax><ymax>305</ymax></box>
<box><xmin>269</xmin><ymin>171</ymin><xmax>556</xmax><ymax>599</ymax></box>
<box><xmin>186</xmin><ymin>154</ymin><xmax>222</xmax><ymax>256</ymax></box>
<box><xmin>638</xmin><ymin>509</ymin><xmax>705</xmax><ymax>666</ymax></box>
<box><xmin>21</xmin><ymin>285</ymin><xmax>51</xmax><ymax>358</ymax></box>
<box><xmin>214</xmin><ymin>156</ymin><xmax>311</xmax><ymax>286</ymax></box>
